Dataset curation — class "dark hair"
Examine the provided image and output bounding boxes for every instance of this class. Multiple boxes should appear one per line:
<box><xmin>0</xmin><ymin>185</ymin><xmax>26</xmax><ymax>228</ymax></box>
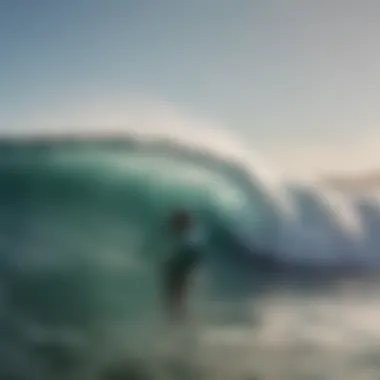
<box><xmin>170</xmin><ymin>209</ymin><xmax>193</xmax><ymax>232</ymax></box>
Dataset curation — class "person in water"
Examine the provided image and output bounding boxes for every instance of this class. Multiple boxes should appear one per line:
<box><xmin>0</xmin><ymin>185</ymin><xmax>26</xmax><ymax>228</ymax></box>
<box><xmin>163</xmin><ymin>209</ymin><xmax>207</xmax><ymax>323</ymax></box>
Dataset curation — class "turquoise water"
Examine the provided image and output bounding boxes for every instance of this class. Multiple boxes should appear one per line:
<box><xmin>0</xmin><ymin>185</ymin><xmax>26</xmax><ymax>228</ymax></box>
<box><xmin>0</xmin><ymin>136</ymin><xmax>380</xmax><ymax>379</ymax></box>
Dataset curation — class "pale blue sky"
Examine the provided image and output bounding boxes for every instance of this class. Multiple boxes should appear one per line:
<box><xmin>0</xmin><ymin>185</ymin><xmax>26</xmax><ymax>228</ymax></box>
<box><xmin>1</xmin><ymin>0</ymin><xmax>380</xmax><ymax>176</ymax></box>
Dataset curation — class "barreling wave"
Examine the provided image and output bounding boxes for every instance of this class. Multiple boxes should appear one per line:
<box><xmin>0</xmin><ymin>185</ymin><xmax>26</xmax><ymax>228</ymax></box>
<box><xmin>0</xmin><ymin>132</ymin><xmax>379</xmax><ymax>272</ymax></box>
<box><xmin>1</xmin><ymin>131</ymin><xmax>380</xmax><ymax>379</ymax></box>
<box><xmin>0</xmin><ymin>133</ymin><xmax>286</xmax><ymax>259</ymax></box>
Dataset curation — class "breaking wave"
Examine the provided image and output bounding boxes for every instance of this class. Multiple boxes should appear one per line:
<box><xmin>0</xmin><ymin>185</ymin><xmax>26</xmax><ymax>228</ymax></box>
<box><xmin>0</xmin><ymin>132</ymin><xmax>379</xmax><ymax>379</ymax></box>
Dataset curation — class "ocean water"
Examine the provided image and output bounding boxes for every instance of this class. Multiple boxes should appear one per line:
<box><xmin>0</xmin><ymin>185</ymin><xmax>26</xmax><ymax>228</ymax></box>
<box><xmin>1</xmin><ymin>134</ymin><xmax>380</xmax><ymax>380</ymax></box>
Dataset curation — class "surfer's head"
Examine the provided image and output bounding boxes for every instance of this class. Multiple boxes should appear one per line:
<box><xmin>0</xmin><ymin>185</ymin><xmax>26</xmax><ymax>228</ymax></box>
<box><xmin>170</xmin><ymin>209</ymin><xmax>193</xmax><ymax>234</ymax></box>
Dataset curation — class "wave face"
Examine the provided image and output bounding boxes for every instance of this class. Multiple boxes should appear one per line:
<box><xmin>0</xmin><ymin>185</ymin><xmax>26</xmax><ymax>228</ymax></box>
<box><xmin>1</xmin><ymin>135</ymin><xmax>380</xmax><ymax>379</ymax></box>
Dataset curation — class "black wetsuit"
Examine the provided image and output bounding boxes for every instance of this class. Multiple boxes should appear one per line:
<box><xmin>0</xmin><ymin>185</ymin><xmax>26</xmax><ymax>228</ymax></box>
<box><xmin>163</xmin><ymin>246</ymin><xmax>201</xmax><ymax>321</ymax></box>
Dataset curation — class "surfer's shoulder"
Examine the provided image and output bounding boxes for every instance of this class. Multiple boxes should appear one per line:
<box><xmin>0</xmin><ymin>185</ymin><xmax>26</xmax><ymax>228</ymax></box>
<box><xmin>184</xmin><ymin>226</ymin><xmax>208</xmax><ymax>246</ymax></box>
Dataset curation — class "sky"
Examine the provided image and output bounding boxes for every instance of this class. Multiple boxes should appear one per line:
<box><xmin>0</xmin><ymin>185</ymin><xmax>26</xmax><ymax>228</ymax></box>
<box><xmin>1</xmin><ymin>0</ymin><xmax>380</xmax><ymax>178</ymax></box>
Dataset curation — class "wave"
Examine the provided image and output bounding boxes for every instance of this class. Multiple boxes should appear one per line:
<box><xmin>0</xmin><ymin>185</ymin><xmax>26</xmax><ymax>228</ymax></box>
<box><xmin>0</xmin><ymin>133</ymin><xmax>379</xmax><ymax>271</ymax></box>
<box><xmin>1</xmin><ymin>132</ymin><xmax>380</xmax><ymax>378</ymax></box>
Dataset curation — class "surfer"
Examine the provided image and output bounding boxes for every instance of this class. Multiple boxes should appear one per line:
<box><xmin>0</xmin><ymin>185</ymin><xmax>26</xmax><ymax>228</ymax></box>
<box><xmin>163</xmin><ymin>209</ymin><xmax>207</xmax><ymax>323</ymax></box>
